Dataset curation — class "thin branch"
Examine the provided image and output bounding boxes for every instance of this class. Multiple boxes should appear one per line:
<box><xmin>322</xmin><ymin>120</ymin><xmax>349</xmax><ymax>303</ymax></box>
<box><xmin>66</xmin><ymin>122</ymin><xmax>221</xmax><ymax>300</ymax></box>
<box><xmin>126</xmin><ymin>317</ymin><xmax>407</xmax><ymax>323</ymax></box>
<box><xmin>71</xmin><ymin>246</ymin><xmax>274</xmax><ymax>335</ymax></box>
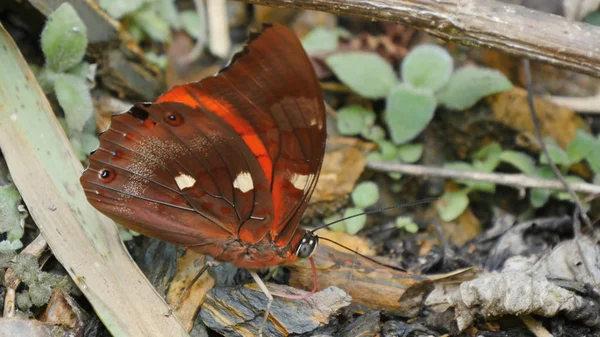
<box><xmin>180</xmin><ymin>0</ymin><xmax>208</xmax><ymax>66</ymax></box>
<box><xmin>235</xmin><ymin>0</ymin><xmax>600</xmax><ymax>77</ymax></box>
<box><xmin>522</xmin><ymin>59</ymin><xmax>592</xmax><ymax>229</ymax></box>
<box><xmin>365</xmin><ymin>162</ymin><xmax>600</xmax><ymax>195</ymax></box>
<box><xmin>207</xmin><ymin>0</ymin><xmax>231</xmax><ymax>58</ymax></box>
<box><xmin>548</xmin><ymin>93</ymin><xmax>600</xmax><ymax>114</ymax></box>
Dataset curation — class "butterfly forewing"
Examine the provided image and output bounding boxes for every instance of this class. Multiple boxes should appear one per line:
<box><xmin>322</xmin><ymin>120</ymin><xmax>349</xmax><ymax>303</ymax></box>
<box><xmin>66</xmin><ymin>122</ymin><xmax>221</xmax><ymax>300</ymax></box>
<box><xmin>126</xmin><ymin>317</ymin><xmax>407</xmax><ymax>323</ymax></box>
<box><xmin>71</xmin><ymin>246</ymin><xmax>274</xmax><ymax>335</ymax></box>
<box><xmin>82</xmin><ymin>24</ymin><xmax>325</xmax><ymax>266</ymax></box>
<box><xmin>81</xmin><ymin>101</ymin><xmax>273</xmax><ymax>248</ymax></box>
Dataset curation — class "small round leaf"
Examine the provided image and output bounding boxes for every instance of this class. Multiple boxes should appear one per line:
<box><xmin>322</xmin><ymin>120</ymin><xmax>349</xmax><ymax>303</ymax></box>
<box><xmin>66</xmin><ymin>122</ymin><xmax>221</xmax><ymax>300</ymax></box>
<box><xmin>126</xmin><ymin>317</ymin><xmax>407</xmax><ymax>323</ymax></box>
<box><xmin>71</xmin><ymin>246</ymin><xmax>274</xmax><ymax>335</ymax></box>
<box><xmin>180</xmin><ymin>10</ymin><xmax>206</xmax><ymax>40</ymax></box>
<box><xmin>326</xmin><ymin>52</ymin><xmax>397</xmax><ymax>98</ymax></box>
<box><xmin>351</xmin><ymin>181</ymin><xmax>379</xmax><ymax>208</ymax></box>
<box><xmin>402</xmin><ymin>44</ymin><xmax>453</xmax><ymax>91</ymax></box>
<box><xmin>98</xmin><ymin>0</ymin><xmax>145</xmax><ymax>19</ymax></box>
<box><xmin>437</xmin><ymin>67</ymin><xmax>512</xmax><ymax>110</ymax></box>
<box><xmin>343</xmin><ymin>207</ymin><xmax>367</xmax><ymax>235</ymax></box>
<box><xmin>41</xmin><ymin>3</ymin><xmax>88</xmax><ymax>72</ymax></box>
<box><xmin>54</xmin><ymin>75</ymin><xmax>93</xmax><ymax>135</ymax></box>
<box><xmin>337</xmin><ymin>105</ymin><xmax>375</xmax><ymax>136</ymax></box>
<box><xmin>301</xmin><ymin>27</ymin><xmax>339</xmax><ymax>54</ymax></box>
<box><xmin>540</xmin><ymin>137</ymin><xmax>569</xmax><ymax>165</ymax></box>
<box><xmin>436</xmin><ymin>190</ymin><xmax>469</xmax><ymax>222</ymax></box>
<box><xmin>133</xmin><ymin>9</ymin><xmax>171</xmax><ymax>42</ymax></box>
<box><xmin>397</xmin><ymin>143</ymin><xmax>423</xmax><ymax>163</ymax></box>
<box><xmin>566</xmin><ymin>129</ymin><xmax>595</xmax><ymax>164</ymax></box>
<box><xmin>384</xmin><ymin>84</ymin><xmax>436</xmax><ymax>144</ymax></box>
<box><xmin>499</xmin><ymin>150</ymin><xmax>536</xmax><ymax>174</ymax></box>
<box><xmin>362</xmin><ymin>125</ymin><xmax>386</xmax><ymax>141</ymax></box>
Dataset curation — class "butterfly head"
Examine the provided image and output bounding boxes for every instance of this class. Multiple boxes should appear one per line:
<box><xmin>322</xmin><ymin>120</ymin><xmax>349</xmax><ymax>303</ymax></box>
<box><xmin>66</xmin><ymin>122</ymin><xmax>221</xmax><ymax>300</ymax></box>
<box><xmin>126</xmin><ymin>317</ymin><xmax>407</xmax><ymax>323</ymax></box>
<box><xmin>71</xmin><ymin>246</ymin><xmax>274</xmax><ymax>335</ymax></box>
<box><xmin>294</xmin><ymin>231</ymin><xmax>319</xmax><ymax>259</ymax></box>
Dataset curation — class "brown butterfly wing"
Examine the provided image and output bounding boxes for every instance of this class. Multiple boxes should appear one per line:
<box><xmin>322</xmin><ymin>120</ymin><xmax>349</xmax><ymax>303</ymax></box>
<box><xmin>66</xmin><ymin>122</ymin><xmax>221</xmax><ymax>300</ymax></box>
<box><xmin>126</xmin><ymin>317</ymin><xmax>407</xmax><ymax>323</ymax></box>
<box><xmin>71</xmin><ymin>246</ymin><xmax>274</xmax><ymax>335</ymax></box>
<box><xmin>157</xmin><ymin>24</ymin><xmax>326</xmax><ymax>248</ymax></box>
<box><xmin>81</xmin><ymin>101</ymin><xmax>273</xmax><ymax>251</ymax></box>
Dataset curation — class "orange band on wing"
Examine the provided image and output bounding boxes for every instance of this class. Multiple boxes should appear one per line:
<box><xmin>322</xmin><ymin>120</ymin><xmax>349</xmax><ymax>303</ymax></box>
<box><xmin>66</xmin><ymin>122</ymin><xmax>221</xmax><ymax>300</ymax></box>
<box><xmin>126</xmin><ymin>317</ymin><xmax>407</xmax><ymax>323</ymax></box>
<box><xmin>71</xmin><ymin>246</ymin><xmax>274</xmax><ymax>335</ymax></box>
<box><xmin>158</xmin><ymin>87</ymin><xmax>273</xmax><ymax>183</ymax></box>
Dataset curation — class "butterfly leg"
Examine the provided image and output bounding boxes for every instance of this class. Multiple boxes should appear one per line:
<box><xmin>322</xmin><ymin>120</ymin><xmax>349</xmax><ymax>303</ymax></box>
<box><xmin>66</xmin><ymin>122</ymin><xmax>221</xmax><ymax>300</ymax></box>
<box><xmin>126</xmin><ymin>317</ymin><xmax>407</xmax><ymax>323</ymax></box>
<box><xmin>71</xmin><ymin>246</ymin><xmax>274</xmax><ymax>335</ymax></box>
<box><xmin>270</xmin><ymin>256</ymin><xmax>318</xmax><ymax>300</ymax></box>
<box><xmin>249</xmin><ymin>270</ymin><xmax>273</xmax><ymax>337</ymax></box>
<box><xmin>167</xmin><ymin>259</ymin><xmax>220</xmax><ymax>316</ymax></box>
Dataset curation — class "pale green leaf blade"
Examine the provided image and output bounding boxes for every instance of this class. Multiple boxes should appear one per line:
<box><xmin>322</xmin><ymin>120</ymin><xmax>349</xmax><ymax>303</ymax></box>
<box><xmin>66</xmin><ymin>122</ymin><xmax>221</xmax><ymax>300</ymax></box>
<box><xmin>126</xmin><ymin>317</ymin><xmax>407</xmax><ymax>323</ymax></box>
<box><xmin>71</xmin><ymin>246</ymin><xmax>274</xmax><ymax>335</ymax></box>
<box><xmin>437</xmin><ymin>67</ymin><xmax>513</xmax><ymax>110</ymax></box>
<box><xmin>384</xmin><ymin>84</ymin><xmax>436</xmax><ymax>144</ymax></box>
<box><xmin>326</xmin><ymin>52</ymin><xmax>397</xmax><ymax>98</ymax></box>
<box><xmin>402</xmin><ymin>44</ymin><xmax>453</xmax><ymax>91</ymax></box>
<box><xmin>41</xmin><ymin>3</ymin><xmax>88</xmax><ymax>72</ymax></box>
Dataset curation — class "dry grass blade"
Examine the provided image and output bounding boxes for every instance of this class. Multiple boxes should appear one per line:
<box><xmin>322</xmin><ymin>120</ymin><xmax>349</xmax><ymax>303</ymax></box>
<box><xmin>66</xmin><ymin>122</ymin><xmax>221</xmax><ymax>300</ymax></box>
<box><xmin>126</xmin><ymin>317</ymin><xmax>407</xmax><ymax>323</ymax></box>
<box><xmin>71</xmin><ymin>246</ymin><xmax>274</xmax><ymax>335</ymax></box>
<box><xmin>0</xmin><ymin>24</ymin><xmax>188</xmax><ymax>337</ymax></box>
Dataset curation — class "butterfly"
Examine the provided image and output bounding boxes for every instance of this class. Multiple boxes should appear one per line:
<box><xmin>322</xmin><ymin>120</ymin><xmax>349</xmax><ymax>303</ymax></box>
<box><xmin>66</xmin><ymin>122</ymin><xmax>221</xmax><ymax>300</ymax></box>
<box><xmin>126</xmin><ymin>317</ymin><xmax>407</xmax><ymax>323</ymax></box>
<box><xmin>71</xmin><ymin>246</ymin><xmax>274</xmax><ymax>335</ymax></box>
<box><xmin>80</xmin><ymin>23</ymin><xmax>325</xmax><ymax>335</ymax></box>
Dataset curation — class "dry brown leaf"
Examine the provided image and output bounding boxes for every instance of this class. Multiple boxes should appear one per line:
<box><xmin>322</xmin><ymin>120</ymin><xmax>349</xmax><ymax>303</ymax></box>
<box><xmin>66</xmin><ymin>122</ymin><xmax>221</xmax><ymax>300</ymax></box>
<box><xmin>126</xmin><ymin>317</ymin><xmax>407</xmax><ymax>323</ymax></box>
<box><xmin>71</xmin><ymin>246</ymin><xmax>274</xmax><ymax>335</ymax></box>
<box><xmin>312</xmin><ymin>137</ymin><xmax>375</xmax><ymax>203</ymax></box>
<box><xmin>166</xmin><ymin>252</ymin><xmax>215</xmax><ymax>331</ymax></box>
<box><xmin>488</xmin><ymin>87</ymin><xmax>587</xmax><ymax>148</ymax></box>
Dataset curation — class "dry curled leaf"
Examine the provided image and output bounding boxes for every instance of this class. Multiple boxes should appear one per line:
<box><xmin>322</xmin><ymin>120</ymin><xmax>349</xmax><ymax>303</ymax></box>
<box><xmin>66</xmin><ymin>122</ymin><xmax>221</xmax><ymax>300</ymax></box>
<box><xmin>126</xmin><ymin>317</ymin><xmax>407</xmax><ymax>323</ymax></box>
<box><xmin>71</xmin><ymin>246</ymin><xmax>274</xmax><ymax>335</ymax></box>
<box><xmin>449</xmin><ymin>271</ymin><xmax>600</xmax><ymax>330</ymax></box>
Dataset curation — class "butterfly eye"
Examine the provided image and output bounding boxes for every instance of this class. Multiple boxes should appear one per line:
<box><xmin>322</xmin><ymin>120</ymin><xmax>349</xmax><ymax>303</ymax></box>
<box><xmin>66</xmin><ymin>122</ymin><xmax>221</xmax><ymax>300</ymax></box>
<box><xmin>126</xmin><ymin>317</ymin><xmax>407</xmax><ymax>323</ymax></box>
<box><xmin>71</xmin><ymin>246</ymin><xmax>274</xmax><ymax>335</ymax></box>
<box><xmin>98</xmin><ymin>168</ymin><xmax>116</xmax><ymax>183</ymax></box>
<box><xmin>164</xmin><ymin>112</ymin><xmax>183</xmax><ymax>126</ymax></box>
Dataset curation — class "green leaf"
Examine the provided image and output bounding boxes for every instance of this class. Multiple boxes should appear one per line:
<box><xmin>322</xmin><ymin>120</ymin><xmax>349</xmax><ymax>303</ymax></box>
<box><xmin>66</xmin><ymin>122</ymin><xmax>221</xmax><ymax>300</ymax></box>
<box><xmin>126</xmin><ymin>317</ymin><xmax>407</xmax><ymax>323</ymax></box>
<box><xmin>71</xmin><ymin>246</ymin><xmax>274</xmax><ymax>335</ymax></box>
<box><xmin>587</xmin><ymin>146</ymin><xmax>600</xmax><ymax>175</ymax></box>
<box><xmin>377</xmin><ymin>140</ymin><xmax>398</xmax><ymax>161</ymax></box>
<box><xmin>436</xmin><ymin>189</ymin><xmax>469</xmax><ymax>222</ymax></box>
<box><xmin>437</xmin><ymin>67</ymin><xmax>513</xmax><ymax>110</ymax></box>
<box><xmin>41</xmin><ymin>3</ymin><xmax>88</xmax><ymax>72</ymax></box>
<box><xmin>98</xmin><ymin>0</ymin><xmax>145</xmax><ymax>19</ymax></box>
<box><xmin>566</xmin><ymin>129</ymin><xmax>595</xmax><ymax>164</ymax></box>
<box><xmin>133</xmin><ymin>9</ymin><xmax>171</xmax><ymax>42</ymax></box>
<box><xmin>152</xmin><ymin>0</ymin><xmax>181</xmax><ymax>29</ymax></box>
<box><xmin>540</xmin><ymin>137</ymin><xmax>569</xmax><ymax>165</ymax></box>
<box><xmin>146</xmin><ymin>52</ymin><xmax>168</xmax><ymax>69</ymax></box>
<box><xmin>384</xmin><ymin>84</ymin><xmax>436</xmax><ymax>144</ymax></box>
<box><xmin>552</xmin><ymin>176</ymin><xmax>585</xmax><ymax>201</ymax></box>
<box><xmin>54</xmin><ymin>75</ymin><xmax>93</xmax><ymax>135</ymax></box>
<box><xmin>343</xmin><ymin>207</ymin><xmax>366</xmax><ymax>235</ymax></box>
<box><xmin>301</xmin><ymin>27</ymin><xmax>339</xmax><ymax>54</ymax></box>
<box><xmin>395</xmin><ymin>216</ymin><xmax>419</xmax><ymax>233</ymax></box>
<box><xmin>397</xmin><ymin>143</ymin><xmax>423</xmax><ymax>163</ymax></box>
<box><xmin>402</xmin><ymin>44</ymin><xmax>453</xmax><ymax>91</ymax></box>
<box><xmin>366</xmin><ymin>151</ymin><xmax>383</xmax><ymax>163</ymax></box>
<box><xmin>0</xmin><ymin>185</ymin><xmax>22</xmax><ymax>234</ymax></box>
<box><xmin>361</xmin><ymin>125</ymin><xmax>386</xmax><ymax>141</ymax></box>
<box><xmin>323</xmin><ymin>214</ymin><xmax>345</xmax><ymax>232</ymax></box>
<box><xmin>530</xmin><ymin>188</ymin><xmax>551</xmax><ymax>208</ymax></box>
<box><xmin>127</xmin><ymin>23</ymin><xmax>145</xmax><ymax>42</ymax></box>
<box><xmin>326</xmin><ymin>52</ymin><xmax>397</xmax><ymax>98</ymax></box>
<box><xmin>499</xmin><ymin>150</ymin><xmax>536</xmax><ymax>174</ymax></box>
<box><xmin>473</xmin><ymin>142</ymin><xmax>502</xmax><ymax>172</ymax></box>
<box><xmin>351</xmin><ymin>181</ymin><xmax>379</xmax><ymax>208</ymax></box>
<box><xmin>529</xmin><ymin>166</ymin><xmax>554</xmax><ymax>208</ymax></box>
<box><xmin>444</xmin><ymin>161</ymin><xmax>495</xmax><ymax>192</ymax></box>
<box><xmin>337</xmin><ymin>105</ymin><xmax>375</xmax><ymax>136</ymax></box>
<box><xmin>180</xmin><ymin>10</ymin><xmax>206</xmax><ymax>41</ymax></box>
<box><xmin>82</xmin><ymin>132</ymin><xmax>100</xmax><ymax>155</ymax></box>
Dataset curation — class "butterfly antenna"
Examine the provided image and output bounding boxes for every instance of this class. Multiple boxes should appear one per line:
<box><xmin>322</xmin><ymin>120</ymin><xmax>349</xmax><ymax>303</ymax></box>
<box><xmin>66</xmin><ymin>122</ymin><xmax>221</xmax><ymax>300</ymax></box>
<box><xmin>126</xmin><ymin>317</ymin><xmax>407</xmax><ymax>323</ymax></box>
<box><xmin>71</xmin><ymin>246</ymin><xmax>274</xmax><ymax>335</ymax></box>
<box><xmin>310</xmin><ymin>197</ymin><xmax>439</xmax><ymax>233</ymax></box>
<box><xmin>318</xmin><ymin>236</ymin><xmax>407</xmax><ymax>272</ymax></box>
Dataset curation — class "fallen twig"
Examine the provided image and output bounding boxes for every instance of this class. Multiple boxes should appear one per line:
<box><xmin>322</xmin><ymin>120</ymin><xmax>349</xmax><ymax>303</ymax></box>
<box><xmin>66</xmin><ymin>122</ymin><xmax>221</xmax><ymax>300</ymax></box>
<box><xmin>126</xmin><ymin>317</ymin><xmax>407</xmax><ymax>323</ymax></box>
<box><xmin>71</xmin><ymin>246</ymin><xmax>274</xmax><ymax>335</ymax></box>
<box><xmin>548</xmin><ymin>93</ymin><xmax>600</xmax><ymax>114</ymax></box>
<box><xmin>523</xmin><ymin>59</ymin><xmax>592</xmax><ymax>229</ymax></box>
<box><xmin>179</xmin><ymin>0</ymin><xmax>208</xmax><ymax>66</ymax></box>
<box><xmin>235</xmin><ymin>0</ymin><xmax>600</xmax><ymax>77</ymax></box>
<box><xmin>365</xmin><ymin>162</ymin><xmax>600</xmax><ymax>195</ymax></box>
<box><xmin>207</xmin><ymin>0</ymin><xmax>231</xmax><ymax>58</ymax></box>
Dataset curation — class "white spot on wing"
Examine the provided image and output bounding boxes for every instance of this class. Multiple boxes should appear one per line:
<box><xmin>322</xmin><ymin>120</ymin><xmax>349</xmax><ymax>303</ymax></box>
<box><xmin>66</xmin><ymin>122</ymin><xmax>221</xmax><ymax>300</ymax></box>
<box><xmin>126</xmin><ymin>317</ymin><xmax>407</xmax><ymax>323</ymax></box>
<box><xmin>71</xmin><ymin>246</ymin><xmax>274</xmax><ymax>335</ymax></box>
<box><xmin>175</xmin><ymin>173</ymin><xmax>196</xmax><ymax>190</ymax></box>
<box><xmin>289</xmin><ymin>173</ymin><xmax>312</xmax><ymax>190</ymax></box>
<box><xmin>233</xmin><ymin>172</ymin><xmax>253</xmax><ymax>193</ymax></box>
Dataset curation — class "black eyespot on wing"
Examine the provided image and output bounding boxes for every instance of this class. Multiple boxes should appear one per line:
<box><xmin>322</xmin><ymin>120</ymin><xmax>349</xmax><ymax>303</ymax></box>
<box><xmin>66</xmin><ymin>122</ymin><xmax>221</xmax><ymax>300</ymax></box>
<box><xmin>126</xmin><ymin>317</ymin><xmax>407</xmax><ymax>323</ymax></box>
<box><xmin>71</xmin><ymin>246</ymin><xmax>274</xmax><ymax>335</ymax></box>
<box><xmin>130</xmin><ymin>105</ymin><xmax>150</xmax><ymax>120</ymax></box>
<box><xmin>98</xmin><ymin>168</ymin><xmax>116</xmax><ymax>183</ymax></box>
<box><xmin>163</xmin><ymin>111</ymin><xmax>183</xmax><ymax>126</ymax></box>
